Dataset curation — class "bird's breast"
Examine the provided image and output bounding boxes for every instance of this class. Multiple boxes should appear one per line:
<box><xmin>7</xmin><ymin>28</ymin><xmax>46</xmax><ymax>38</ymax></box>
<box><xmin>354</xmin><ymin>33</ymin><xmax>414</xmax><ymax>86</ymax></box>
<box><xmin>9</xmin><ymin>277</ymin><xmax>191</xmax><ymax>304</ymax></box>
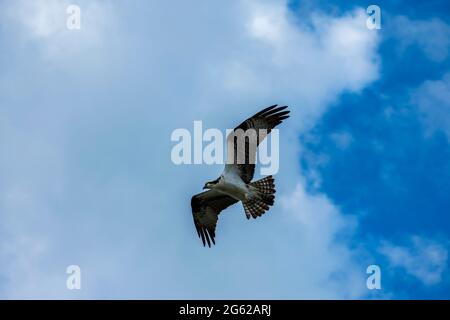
<box><xmin>214</xmin><ymin>179</ymin><xmax>248</xmax><ymax>202</ymax></box>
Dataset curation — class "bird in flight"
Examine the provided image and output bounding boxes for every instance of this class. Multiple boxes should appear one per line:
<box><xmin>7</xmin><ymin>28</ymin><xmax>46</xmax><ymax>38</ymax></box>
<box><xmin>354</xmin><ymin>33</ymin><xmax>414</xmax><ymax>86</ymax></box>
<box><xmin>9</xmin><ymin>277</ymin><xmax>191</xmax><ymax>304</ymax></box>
<box><xmin>190</xmin><ymin>105</ymin><xmax>290</xmax><ymax>247</ymax></box>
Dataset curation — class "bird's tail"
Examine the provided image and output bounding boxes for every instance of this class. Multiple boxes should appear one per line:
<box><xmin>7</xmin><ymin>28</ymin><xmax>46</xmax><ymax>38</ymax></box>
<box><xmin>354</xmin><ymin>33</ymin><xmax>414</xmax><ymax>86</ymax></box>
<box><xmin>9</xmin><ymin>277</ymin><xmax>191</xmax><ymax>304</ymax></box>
<box><xmin>242</xmin><ymin>176</ymin><xmax>276</xmax><ymax>219</ymax></box>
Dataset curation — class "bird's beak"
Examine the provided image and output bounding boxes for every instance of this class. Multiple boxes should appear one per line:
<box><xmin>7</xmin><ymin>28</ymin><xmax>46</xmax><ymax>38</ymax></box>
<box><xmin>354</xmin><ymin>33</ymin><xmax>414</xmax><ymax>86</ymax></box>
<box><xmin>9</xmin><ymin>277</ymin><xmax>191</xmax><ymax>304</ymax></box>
<box><xmin>203</xmin><ymin>185</ymin><xmax>208</xmax><ymax>190</ymax></box>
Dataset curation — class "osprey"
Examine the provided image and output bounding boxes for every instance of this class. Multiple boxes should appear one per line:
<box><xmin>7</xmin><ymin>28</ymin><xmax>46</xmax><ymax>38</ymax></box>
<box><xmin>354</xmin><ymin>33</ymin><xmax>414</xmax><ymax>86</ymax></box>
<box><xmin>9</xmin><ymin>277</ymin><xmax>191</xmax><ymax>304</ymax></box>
<box><xmin>190</xmin><ymin>105</ymin><xmax>290</xmax><ymax>247</ymax></box>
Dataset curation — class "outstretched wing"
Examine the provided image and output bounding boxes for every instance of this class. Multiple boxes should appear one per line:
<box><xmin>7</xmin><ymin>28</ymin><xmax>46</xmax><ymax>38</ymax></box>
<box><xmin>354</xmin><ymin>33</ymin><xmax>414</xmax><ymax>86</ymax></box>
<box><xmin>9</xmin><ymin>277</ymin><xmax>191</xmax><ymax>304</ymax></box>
<box><xmin>191</xmin><ymin>190</ymin><xmax>238</xmax><ymax>247</ymax></box>
<box><xmin>226</xmin><ymin>105</ymin><xmax>290</xmax><ymax>183</ymax></box>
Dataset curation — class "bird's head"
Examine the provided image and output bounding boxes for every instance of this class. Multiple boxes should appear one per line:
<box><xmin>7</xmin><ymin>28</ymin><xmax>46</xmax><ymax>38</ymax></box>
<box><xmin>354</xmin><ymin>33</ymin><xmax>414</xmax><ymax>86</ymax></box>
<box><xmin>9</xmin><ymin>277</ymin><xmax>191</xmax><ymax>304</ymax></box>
<box><xmin>203</xmin><ymin>178</ymin><xmax>220</xmax><ymax>190</ymax></box>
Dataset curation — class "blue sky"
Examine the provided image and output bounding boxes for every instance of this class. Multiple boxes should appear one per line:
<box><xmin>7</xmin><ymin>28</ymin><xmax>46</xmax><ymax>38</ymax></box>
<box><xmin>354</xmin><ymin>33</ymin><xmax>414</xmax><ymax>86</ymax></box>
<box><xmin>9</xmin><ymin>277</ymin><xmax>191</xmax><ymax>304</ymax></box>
<box><xmin>0</xmin><ymin>0</ymin><xmax>449</xmax><ymax>299</ymax></box>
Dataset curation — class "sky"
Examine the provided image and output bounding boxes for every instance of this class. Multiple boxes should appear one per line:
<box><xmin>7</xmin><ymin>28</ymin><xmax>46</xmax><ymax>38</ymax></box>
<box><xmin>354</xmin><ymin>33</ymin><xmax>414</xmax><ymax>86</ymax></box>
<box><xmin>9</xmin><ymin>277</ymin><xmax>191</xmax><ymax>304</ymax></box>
<box><xmin>0</xmin><ymin>0</ymin><xmax>449</xmax><ymax>299</ymax></box>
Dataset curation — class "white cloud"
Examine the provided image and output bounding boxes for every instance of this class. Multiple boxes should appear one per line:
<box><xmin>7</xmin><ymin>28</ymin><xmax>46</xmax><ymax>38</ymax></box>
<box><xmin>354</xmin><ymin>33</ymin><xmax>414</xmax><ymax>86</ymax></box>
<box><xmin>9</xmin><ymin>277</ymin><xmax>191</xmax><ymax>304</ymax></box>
<box><xmin>214</xmin><ymin>3</ymin><xmax>380</xmax><ymax>132</ymax></box>
<box><xmin>279</xmin><ymin>180</ymin><xmax>367</xmax><ymax>298</ymax></box>
<box><xmin>379</xmin><ymin>236</ymin><xmax>448</xmax><ymax>286</ymax></box>
<box><xmin>330</xmin><ymin>131</ymin><xmax>354</xmax><ymax>150</ymax></box>
<box><xmin>1</xmin><ymin>0</ymin><xmax>117</xmax><ymax>70</ymax></box>
<box><xmin>412</xmin><ymin>72</ymin><xmax>450</xmax><ymax>141</ymax></box>
<box><xmin>391</xmin><ymin>16</ymin><xmax>450</xmax><ymax>62</ymax></box>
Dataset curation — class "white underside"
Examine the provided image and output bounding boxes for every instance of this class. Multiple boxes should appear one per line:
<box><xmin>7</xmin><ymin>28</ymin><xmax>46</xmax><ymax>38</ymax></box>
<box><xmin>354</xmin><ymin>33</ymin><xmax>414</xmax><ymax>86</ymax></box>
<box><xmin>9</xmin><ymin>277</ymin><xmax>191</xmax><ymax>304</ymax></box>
<box><xmin>212</xmin><ymin>166</ymin><xmax>250</xmax><ymax>202</ymax></box>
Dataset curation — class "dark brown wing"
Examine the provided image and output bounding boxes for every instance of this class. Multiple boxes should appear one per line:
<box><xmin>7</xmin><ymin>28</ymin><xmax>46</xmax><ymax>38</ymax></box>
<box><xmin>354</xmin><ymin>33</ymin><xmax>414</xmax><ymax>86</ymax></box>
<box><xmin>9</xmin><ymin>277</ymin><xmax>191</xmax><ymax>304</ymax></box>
<box><xmin>226</xmin><ymin>105</ymin><xmax>290</xmax><ymax>183</ymax></box>
<box><xmin>191</xmin><ymin>190</ymin><xmax>238</xmax><ymax>247</ymax></box>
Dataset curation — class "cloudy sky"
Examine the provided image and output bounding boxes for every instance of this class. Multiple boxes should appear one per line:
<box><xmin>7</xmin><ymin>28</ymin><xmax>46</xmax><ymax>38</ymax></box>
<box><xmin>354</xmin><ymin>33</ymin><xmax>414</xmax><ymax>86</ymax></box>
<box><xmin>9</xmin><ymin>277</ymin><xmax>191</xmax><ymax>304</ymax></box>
<box><xmin>0</xmin><ymin>0</ymin><xmax>449</xmax><ymax>299</ymax></box>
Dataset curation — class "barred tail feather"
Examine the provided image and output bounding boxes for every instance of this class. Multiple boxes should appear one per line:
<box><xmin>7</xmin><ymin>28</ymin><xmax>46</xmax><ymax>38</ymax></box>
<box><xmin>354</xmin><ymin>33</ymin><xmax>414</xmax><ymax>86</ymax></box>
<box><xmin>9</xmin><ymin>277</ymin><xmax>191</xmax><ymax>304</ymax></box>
<box><xmin>243</xmin><ymin>176</ymin><xmax>276</xmax><ymax>219</ymax></box>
